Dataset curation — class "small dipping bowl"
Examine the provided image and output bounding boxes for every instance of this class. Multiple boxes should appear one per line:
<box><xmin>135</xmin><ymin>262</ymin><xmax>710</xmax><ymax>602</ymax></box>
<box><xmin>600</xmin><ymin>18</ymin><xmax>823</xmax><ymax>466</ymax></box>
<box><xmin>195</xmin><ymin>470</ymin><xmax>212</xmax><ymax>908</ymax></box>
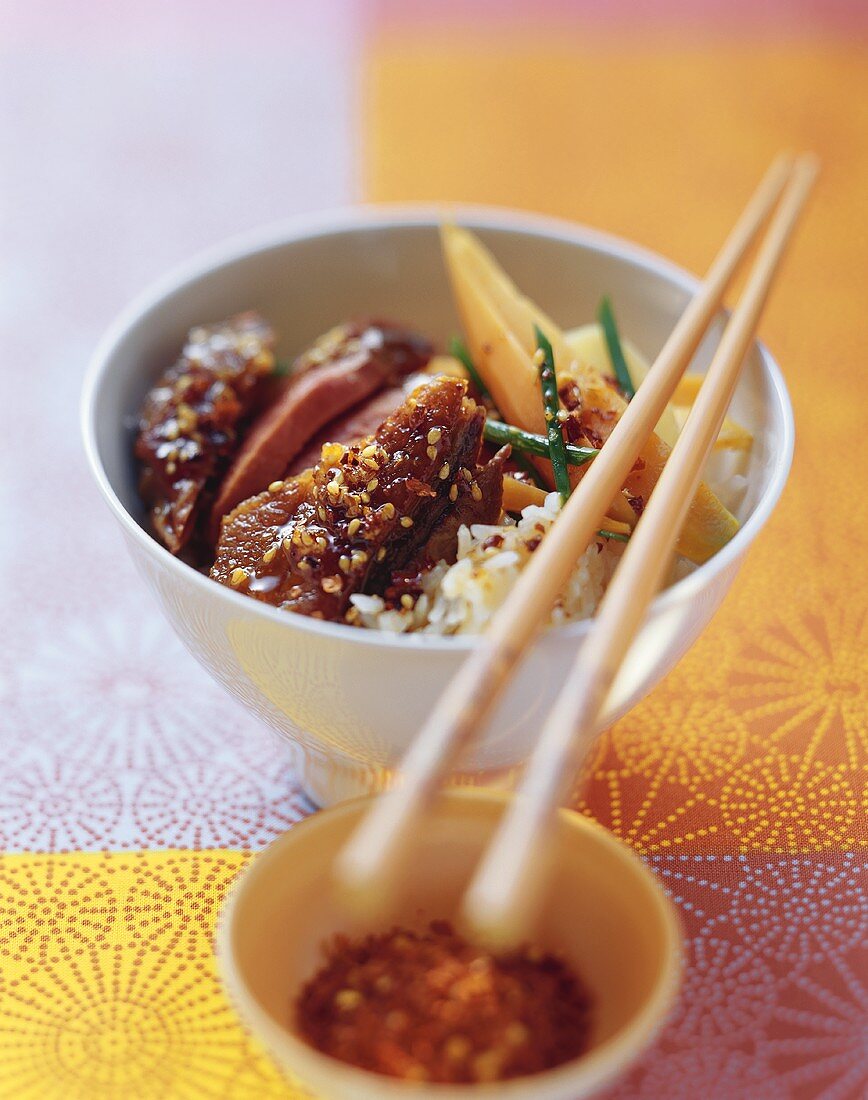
<box><xmin>218</xmin><ymin>790</ymin><xmax>682</xmax><ymax>1100</ymax></box>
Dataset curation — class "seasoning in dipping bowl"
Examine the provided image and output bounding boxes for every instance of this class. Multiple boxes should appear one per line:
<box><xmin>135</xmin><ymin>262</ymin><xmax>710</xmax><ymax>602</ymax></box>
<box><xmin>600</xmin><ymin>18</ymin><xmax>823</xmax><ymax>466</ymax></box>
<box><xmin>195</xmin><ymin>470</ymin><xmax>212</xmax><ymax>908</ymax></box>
<box><xmin>295</xmin><ymin>920</ymin><xmax>592</xmax><ymax>1084</ymax></box>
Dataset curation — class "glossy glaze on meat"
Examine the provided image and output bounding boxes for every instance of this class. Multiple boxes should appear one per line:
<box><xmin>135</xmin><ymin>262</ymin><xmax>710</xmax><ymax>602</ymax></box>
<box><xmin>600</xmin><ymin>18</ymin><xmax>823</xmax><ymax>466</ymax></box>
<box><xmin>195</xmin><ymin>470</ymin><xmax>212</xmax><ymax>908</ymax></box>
<box><xmin>211</xmin><ymin>377</ymin><xmax>486</xmax><ymax>621</ymax></box>
<box><xmin>135</xmin><ymin>312</ymin><xmax>275</xmax><ymax>554</ymax></box>
<box><xmin>208</xmin><ymin>322</ymin><xmax>432</xmax><ymax>535</ymax></box>
<box><xmin>419</xmin><ymin>444</ymin><xmax>509</xmax><ymax>565</ymax></box>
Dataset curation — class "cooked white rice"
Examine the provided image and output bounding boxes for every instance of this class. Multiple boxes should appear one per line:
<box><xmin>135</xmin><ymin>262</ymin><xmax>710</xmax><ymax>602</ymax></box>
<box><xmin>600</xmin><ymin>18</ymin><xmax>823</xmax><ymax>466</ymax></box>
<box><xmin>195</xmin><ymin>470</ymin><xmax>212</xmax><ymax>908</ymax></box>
<box><xmin>349</xmin><ymin>492</ymin><xmax>617</xmax><ymax>635</ymax></box>
<box><xmin>351</xmin><ymin>371</ymin><xmax>751</xmax><ymax>636</ymax></box>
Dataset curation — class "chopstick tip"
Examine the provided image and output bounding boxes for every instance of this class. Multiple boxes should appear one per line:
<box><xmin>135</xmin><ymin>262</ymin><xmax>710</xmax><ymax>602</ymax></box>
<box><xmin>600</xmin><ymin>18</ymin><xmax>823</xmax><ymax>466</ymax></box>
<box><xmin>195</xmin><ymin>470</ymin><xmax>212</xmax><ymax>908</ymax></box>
<box><xmin>795</xmin><ymin>152</ymin><xmax>821</xmax><ymax>182</ymax></box>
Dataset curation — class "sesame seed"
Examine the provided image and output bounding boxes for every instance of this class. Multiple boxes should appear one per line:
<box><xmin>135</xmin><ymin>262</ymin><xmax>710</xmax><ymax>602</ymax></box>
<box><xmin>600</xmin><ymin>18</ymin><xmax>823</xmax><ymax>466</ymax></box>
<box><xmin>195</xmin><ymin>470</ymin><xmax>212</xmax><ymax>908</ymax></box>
<box><xmin>438</xmin><ymin>462</ymin><xmax>450</xmax><ymax>480</ymax></box>
<box><xmin>317</xmin><ymin>506</ymin><xmax>327</xmax><ymax>521</ymax></box>
<box><xmin>376</xmin><ymin>547</ymin><xmax>387</xmax><ymax>561</ymax></box>
<box><xmin>351</xmin><ymin>550</ymin><xmax>369</xmax><ymax>565</ymax></box>
<box><xmin>361</xmin><ymin>444</ymin><xmax>378</xmax><ymax>458</ymax></box>
<box><xmin>334</xmin><ymin>988</ymin><xmax>363</xmax><ymax>1011</ymax></box>
<box><xmin>445</xmin><ymin>1036</ymin><xmax>471</xmax><ymax>1062</ymax></box>
<box><xmin>449</xmin><ymin>484</ymin><xmax>458</xmax><ymax>501</ymax></box>
<box><xmin>327</xmin><ymin>481</ymin><xmax>340</xmax><ymax>497</ymax></box>
<box><xmin>360</xmin><ymin>492</ymin><xmax>370</xmax><ymax>504</ymax></box>
<box><xmin>461</xmin><ymin>467</ymin><xmax>473</xmax><ymax>481</ymax></box>
<box><xmin>471</xmin><ymin>483</ymin><xmax>483</xmax><ymax>501</ymax></box>
<box><xmin>400</xmin><ymin>594</ymin><xmax>414</xmax><ymax>609</ymax></box>
<box><xmin>321</xmin><ymin>575</ymin><xmax>343</xmax><ymax>594</ymax></box>
<box><xmin>400</xmin><ymin>516</ymin><xmax>414</xmax><ymax>528</ymax></box>
<box><xmin>381</xmin><ymin>502</ymin><xmax>396</xmax><ymax>519</ymax></box>
<box><xmin>426</xmin><ymin>445</ymin><xmax>437</xmax><ymax>460</ymax></box>
<box><xmin>505</xmin><ymin>1022</ymin><xmax>529</xmax><ymax>1046</ymax></box>
<box><xmin>283</xmin><ymin>537</ymin><xmax>293</xmax><ymax>552</ymax></box>
<box><xmin>268</xmin><ymin>480</ymin><xmax>284</xmax><ymax>493</ymax></box>
<box><xmin>473</xmin><ymin>1050</ymin><xmax>504</xmax><ymax>1083</ymax></box>
<box><xmin>175</xmin><ymin>402</ymin><xmax>198</xmax><ymax>433</ymax></box>
<box><xmin>347</xmin><ymin>517</ymin><xmax>361</xmax><ymax>537</ymax></box>
<box><xmin>533</xmin><ymin>348</ymin><xmax>546</xmax><ymax>366</ymax></box>
<box><xmin>262</xmin><ymin>546</ymin><xmax>277</xmax><ymax>564</ymax></box>
<box><xmin>427</xmin><ymin>427</ymin><xmax>442</xmax><ymax>444</ymax></box>
<box><xmin>556</xmin><ymin>409</ymin><xmax>569</xmax><ymax>423</ymax></box>
<box><xmin>366</xmin><ymin>478</ymin><xmax>378</xmax><ymax>492</ymax></box>
<box><xmin>230</xmin><ymin>568</ymin><xmax>247</xmax><ymax>587</ymax></box>
<box><xmin>338</xmin><ymin>555</ymin><xmax>351</xmax><ymax>573</ymax></box>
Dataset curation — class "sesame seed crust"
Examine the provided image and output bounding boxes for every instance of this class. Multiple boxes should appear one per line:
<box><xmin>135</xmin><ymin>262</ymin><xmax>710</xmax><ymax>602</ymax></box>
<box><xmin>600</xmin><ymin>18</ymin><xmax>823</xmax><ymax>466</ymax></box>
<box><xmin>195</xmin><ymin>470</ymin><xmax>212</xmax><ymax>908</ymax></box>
<box><xmin>210</xmin><ymin>375</ymin><xmax>488</xmax><ymax>620</ymax></box>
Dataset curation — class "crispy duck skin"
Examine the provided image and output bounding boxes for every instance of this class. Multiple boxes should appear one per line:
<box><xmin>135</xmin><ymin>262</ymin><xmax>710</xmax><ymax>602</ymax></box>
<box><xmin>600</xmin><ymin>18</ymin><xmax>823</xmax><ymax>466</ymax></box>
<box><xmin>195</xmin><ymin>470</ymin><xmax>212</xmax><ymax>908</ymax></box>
<box><xmin>211</xmin><ymin>377</ymin><xmax>486</xmax><ymax>621</ymax></box>
<box><xmin>208</xmin><ymin>322</ymin><xmax>432</xmax><ymax>537</ymax></box>
<box><xmin>135</xmin><ymin>312</ymin><xmax>275</xmax><ymax>554</ymax></box>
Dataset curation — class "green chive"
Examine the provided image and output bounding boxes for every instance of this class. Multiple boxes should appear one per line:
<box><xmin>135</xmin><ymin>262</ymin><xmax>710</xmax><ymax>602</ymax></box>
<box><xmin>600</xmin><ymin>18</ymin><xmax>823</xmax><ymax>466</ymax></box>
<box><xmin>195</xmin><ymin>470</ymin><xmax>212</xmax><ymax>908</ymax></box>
<box><xmin>482</xmin><ymin>420</ymin><xmax>597</xmax><ymax>468</ymax></box>
<box><xmin>273</xmin><ymin>359</ymin><xmax>292</xmax><ymax>377</ymax></box>
<box><xmin>533</xmin><ymin>325</ymin><xmax>571</xmax><ymax>504</ymax></box>
<box><xmin>597</xmin><ymin>296</ymin><xmax>635</xmax><ymax>399</ymax></box>
<box><xmin>449</xmin><ymin>336</ymin><xmax>491</xmax><ymax>400</ymax></box>
<box><xmin>597</xmin><ymin>528</ymin><xmax>631</xmax><ymax>543</ymax></box>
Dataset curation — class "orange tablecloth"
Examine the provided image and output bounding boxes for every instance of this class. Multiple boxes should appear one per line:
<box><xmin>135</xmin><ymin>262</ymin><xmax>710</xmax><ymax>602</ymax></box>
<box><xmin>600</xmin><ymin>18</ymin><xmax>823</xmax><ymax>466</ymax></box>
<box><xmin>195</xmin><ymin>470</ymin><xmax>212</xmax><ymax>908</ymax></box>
<box><xmin>364</xmin><ymin>30</ymin><xmax>868</xmax><ymax>853</ymax></box>
<box><xmin>2</xmin><ymin>12</ymin><xmax>865</xmax><ymax>1099</ymax></box>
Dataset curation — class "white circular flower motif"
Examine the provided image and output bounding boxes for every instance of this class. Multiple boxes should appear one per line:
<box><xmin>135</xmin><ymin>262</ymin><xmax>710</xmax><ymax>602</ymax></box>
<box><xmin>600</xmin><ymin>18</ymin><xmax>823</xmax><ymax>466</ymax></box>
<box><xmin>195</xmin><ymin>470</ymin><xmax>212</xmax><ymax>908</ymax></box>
<box><xmin>17</xmin><ymin>608</ymin><xmax>247</xmax><ymax>769</ymax></box>
<box><xmin>0</xmin><ymin>758</ymin><xmax>123</xmax><ymax>851</ymax></box>
<box><xmin>131</xmin><ymin>758</ymin><xmax>310</xmax><ymax>849</ymax></box>
<box><xmin>759</xmin><ymin>958</ymin><xmax>868</xmax><ymax>1099</ymax></box>
<box><xmin>615</xmin><ymin>1045</ymin><xmax>789</xmax><ymax>1100</ymax></box>
<box><xmin>719</xmin><ymin>856</ymin><xmax>867</xmax><ymax>975</ymax></box>
<box><xmin>666</xmin><ymin>933</ymin><xmax>777</xmax><ymax>1046</ymax></box>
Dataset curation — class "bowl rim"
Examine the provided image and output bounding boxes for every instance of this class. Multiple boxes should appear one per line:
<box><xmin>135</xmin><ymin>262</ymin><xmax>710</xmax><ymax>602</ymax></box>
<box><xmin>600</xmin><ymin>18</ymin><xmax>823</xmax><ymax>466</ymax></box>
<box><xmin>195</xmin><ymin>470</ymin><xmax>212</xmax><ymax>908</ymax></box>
<box><xmin>216</xmin><ymin>787</ymin><xmax>683</xmax><ymax>1099</ymax></box>
<box><xmin>81</xmin><ymin>202</ymin><xmax>795</xmax><ymax>652</ymax></box>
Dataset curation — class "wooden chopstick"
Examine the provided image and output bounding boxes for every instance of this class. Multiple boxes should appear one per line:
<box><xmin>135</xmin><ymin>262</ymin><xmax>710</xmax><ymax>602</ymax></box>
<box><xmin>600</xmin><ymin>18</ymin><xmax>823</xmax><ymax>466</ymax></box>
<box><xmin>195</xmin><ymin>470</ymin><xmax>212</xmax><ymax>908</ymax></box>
<box><xmin>335</xmin><ymin>154</ymin><xmax>796</xmax><ymax>905</ymax></box>
<box><xmin>462</xmin><ymin>155</ymin><xmax>819</xmax><ymax>944</ymax></box>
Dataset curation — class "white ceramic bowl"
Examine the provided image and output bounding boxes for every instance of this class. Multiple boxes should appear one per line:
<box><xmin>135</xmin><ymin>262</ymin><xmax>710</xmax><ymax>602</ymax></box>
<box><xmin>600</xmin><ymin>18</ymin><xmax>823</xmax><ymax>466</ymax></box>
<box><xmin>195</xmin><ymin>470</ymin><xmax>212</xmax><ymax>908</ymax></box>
<box><xmin>82</xmin><ymin>206</ymin><xmax>794</xmax><ymax>805</ymax></box>
<box><xmin>218</xmin><ymin>790</ymin><xmax>683</xmax><ymax>1100</ymax></box>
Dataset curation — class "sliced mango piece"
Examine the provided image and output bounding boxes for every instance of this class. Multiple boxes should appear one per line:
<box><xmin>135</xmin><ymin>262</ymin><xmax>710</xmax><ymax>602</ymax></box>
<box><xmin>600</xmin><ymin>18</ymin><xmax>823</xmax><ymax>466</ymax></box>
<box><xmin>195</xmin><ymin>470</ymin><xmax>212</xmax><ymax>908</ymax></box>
<box><xmin>441</xmin><ymin>224</ymin><xmax>739</xmax><ymax>565</ymax></box>
<box><xmin>424</xmin><ymin>353</ymin><xmax>467</xmax><ymax>379</ymax></box>
<box><xmin>502</xmin><ymin>476</ymin><xmax>549</xmax><ymax>512</ymax></box>
<box><xmin>671</xmin><ymin>405</ymin><xmax>754</xmax><ymax>452</ymax></box>
<box><xmin>672</xmin><ymin>374</ymin><xmax>754</xmax><ymax>451</ymax></box>
<box><xmin>565</xmin><ymin>323</ymin><xmax>681</xmax><ymax>448</ymax></box>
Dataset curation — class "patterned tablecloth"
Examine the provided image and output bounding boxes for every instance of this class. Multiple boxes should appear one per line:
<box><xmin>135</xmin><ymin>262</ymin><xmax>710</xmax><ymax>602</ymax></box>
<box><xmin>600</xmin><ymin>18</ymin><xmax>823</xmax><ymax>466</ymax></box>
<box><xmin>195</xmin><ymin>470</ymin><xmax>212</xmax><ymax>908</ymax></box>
<box><xmin>2</xmin><ymin>2</ymin><xmax>866</xmax><ymax>1097</ymax></box>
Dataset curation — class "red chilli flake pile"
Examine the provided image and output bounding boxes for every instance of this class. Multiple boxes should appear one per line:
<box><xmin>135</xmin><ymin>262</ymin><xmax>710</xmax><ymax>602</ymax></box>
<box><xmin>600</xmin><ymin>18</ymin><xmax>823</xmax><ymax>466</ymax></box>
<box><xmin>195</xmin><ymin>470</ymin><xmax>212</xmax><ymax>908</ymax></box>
<box><xmin>294</xmin><ymin>920</ymin><xmax>593</xmax><ymax>1084</ymax></box>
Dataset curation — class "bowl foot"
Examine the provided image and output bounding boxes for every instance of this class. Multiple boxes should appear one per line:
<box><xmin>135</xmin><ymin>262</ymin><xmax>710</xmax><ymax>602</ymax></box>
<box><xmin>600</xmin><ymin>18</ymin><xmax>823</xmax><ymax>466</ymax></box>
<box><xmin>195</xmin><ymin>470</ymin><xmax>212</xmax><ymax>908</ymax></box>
<box><xmin>297</xmin><ymin>745</ymin><xmax>521</xmax><ymax>808</ymax></box>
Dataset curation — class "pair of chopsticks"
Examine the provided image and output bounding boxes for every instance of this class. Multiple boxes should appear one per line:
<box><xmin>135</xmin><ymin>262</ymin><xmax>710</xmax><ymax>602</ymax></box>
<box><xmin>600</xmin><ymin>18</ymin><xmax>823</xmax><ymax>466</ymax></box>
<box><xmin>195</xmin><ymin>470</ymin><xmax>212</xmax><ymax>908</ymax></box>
<box><xmin>337</xmin><ymin>153</ymin><xmax>818</xmax><ymax>944</ymax></box>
